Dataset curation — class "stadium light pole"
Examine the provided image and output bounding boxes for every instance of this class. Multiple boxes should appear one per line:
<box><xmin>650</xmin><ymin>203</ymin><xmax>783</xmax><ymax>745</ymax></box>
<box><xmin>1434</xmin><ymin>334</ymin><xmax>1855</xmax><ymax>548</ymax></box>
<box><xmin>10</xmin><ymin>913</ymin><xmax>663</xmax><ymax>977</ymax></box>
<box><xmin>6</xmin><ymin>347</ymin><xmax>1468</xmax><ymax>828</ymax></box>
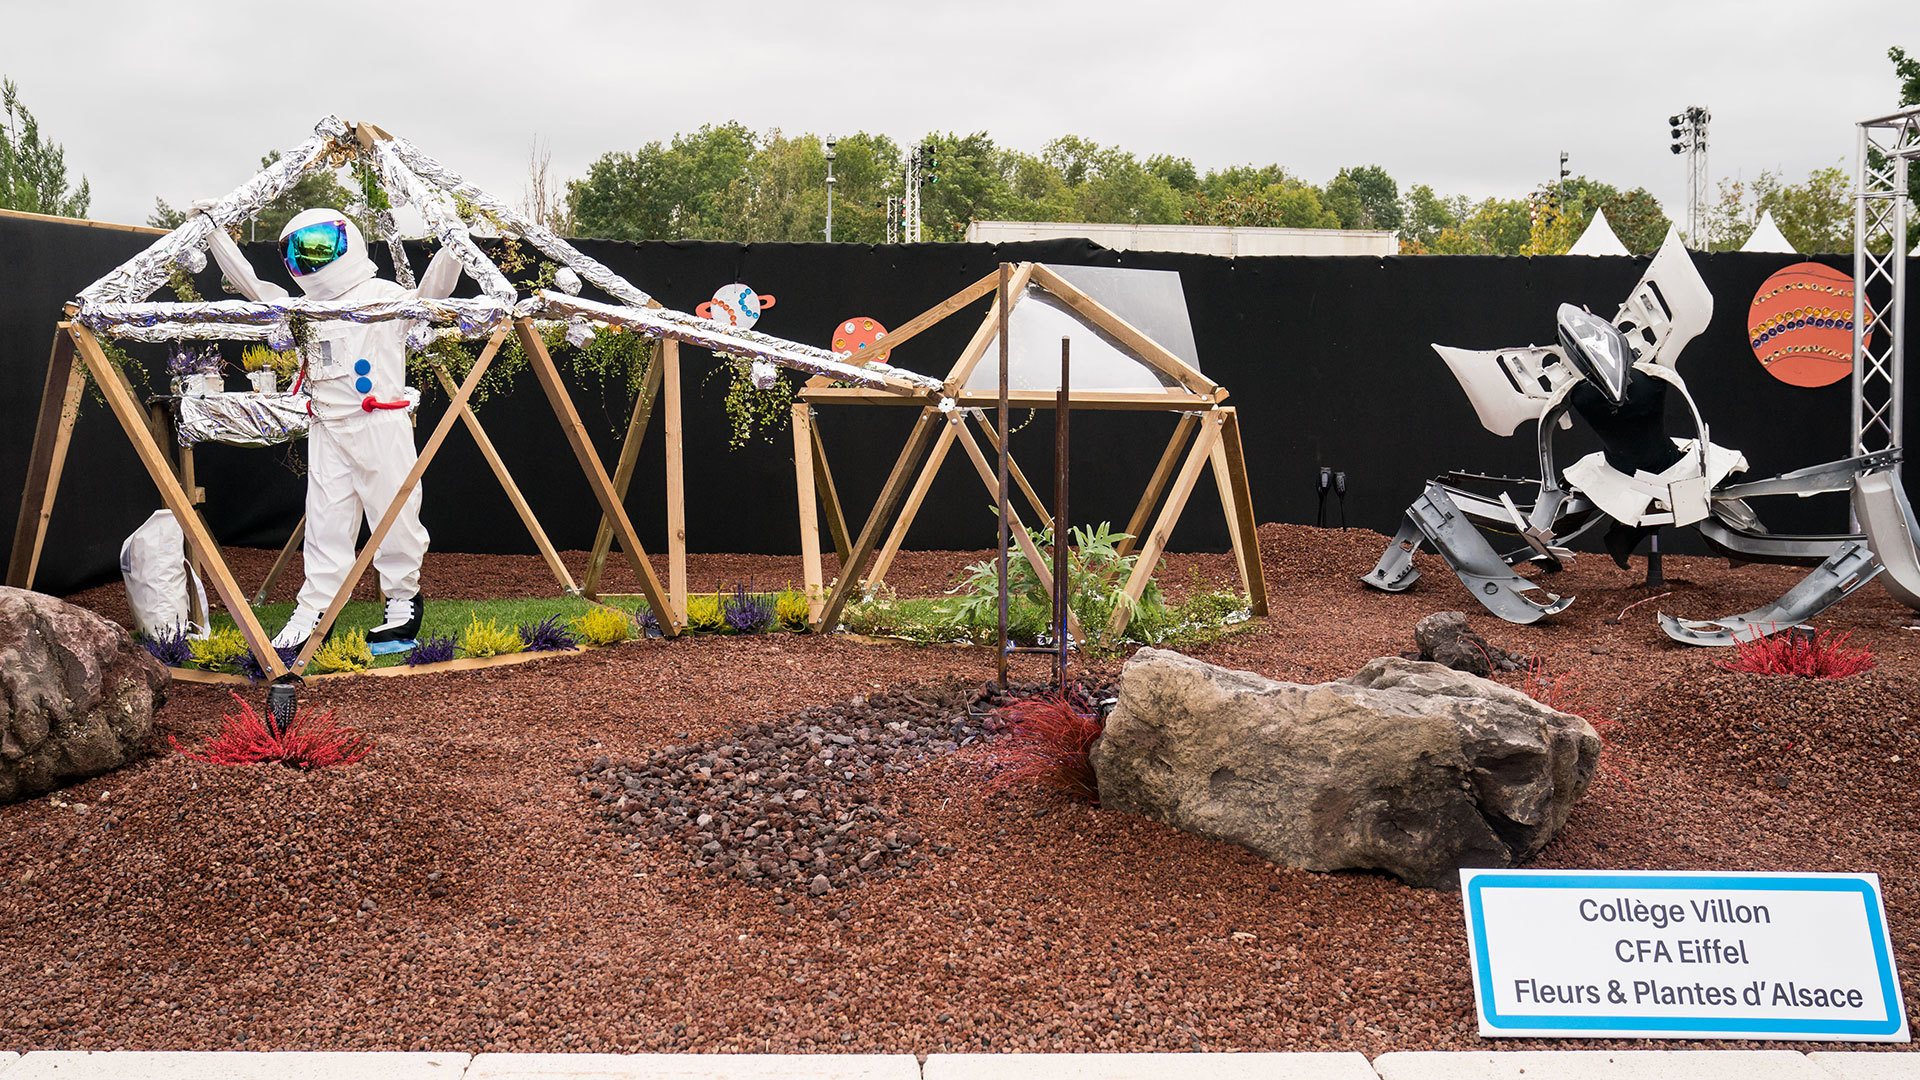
<box><xmin>824</xmin><ymin>137</ymin><xmax>837</xmax><ymax>243</ymax></box>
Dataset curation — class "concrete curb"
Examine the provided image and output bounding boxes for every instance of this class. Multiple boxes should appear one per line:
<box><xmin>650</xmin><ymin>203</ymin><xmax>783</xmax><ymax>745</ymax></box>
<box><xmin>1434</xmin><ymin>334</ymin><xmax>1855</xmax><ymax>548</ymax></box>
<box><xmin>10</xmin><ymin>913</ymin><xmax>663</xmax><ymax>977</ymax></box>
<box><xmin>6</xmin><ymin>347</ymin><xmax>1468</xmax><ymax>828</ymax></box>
<box><xmin>0</xmin><ymin>1051</ymin><xmax>1915</xmax><ymax>1078</ymax></box>
<box><xmin>465</xmin><ymin>1053</ymin><xmax>920</xmax><ymax>1078</ymax></box>
<box><xmin>1373</xmin><ymin>1050</ymin><xmax>1829</xmax><ymax>1079</ymax></box>
<box><xmin>924</xmin><ymin>1051</ymin><xmax>1378</xmax><ymax>1078</ymax></box>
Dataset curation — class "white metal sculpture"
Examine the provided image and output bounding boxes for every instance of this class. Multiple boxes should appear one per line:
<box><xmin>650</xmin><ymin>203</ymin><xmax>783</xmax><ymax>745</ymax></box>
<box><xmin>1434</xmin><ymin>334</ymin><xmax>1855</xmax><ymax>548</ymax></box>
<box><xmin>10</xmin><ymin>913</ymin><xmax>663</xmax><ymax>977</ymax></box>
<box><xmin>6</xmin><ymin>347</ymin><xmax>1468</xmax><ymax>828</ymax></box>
<box><xmin>1362</xmin><ymin>226</ymin><xmax>1920</xmax><ymax>644</ymax></box>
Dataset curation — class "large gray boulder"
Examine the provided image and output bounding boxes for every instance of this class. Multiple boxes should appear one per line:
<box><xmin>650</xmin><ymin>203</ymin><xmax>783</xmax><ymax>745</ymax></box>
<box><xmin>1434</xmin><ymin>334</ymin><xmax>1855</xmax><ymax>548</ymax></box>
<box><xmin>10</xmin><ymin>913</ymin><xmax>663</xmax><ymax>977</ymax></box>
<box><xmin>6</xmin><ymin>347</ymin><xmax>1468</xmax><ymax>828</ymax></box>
<box><xmin>1</xmin><ymin>587</ymin><xmax>168</xmax><ymax>803</ymax></box>
<box><xmin>1090</xmin><ymin>648</ymin><xmax>1600</xmax><ymax>888</ymax></box>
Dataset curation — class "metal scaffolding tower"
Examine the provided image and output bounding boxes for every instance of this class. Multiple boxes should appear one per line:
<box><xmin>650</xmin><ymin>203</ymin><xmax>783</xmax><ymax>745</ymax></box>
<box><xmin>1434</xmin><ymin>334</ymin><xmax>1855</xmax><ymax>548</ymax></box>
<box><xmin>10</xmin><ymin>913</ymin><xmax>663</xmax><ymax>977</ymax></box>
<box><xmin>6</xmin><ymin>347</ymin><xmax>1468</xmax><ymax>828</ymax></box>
<box><xmin>1669</xmin><ymin>106</ymin><xmax>1710</xmax><ymax>245</ymax></box>
<box><xmin>1853</xmin><ymin>104</ymin><xmax>1920</xmax><ymax>465</ymax></box>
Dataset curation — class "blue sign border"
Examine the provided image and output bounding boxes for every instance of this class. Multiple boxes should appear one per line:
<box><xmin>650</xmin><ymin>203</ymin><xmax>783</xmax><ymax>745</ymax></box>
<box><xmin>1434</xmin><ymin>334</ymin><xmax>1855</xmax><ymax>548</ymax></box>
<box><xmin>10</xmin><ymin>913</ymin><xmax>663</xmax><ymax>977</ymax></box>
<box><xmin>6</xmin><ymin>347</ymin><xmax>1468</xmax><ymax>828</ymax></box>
<box><xmin>1464</xmin><ymin>872</ymin><xmax>1904</xmax><ymax>1037</ymax></box>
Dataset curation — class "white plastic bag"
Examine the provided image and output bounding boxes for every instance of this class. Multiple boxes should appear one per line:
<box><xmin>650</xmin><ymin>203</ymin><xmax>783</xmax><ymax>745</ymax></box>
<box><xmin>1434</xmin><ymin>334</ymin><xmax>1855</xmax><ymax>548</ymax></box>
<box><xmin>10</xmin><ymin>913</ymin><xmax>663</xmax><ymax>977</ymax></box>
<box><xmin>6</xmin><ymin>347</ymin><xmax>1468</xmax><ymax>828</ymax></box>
<box><xmin>119</xmin><ymin>510</ymin><xmax>209</xmax><ymax>640</ymax></box>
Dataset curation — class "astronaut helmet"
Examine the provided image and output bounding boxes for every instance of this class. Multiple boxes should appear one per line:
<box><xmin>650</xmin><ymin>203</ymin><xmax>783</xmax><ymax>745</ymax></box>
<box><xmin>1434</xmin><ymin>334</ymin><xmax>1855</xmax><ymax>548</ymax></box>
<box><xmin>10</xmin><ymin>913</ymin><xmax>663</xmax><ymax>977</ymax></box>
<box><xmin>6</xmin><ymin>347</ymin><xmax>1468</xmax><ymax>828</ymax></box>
<box><xmin>1554</xmin><ymin>303</ymin><xmax>1634</xmax><ymax>406</ymax></box>
<box><xmin>278</xmin><ymin>208</ymin><xmax>376</xmax><ymax>300</ymax></box>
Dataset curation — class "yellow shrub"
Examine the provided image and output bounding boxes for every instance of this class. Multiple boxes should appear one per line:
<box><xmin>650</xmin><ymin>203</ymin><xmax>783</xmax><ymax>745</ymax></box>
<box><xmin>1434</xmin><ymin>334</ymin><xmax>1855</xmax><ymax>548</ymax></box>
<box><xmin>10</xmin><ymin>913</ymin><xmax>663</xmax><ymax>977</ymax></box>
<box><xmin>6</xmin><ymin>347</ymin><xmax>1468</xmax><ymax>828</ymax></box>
<box><xmin>774</xmin><ymin>590</ymin><xmax>812</xmax><ymax>630</ymax></box>
<box><xmin>459</xmin><ymin>615</ymin><xmax>524</xmax><ymax>658</ymax></box>
<box><xmin>189</xmin><ymin>627</ymin><xmax>249</xmax><ymax>669</ymax></box>
<box><xmin>240</xmin><ymin>344</ymin><xmax>298</xmax><ymax>377</ymax></box>
<box><xmin>308</xmin><ymin>629</ymin><xmax>373</xmax><ymax>674</ymax></box>
<box><xmin>684</xmin><ymin>594</ymin><xmax>725</xmax><ymax>632</ymax></box>
<box><xmin>572</xmin><ymin>605</ymin><xmax>633</xmax><ymax>646</ymax></box>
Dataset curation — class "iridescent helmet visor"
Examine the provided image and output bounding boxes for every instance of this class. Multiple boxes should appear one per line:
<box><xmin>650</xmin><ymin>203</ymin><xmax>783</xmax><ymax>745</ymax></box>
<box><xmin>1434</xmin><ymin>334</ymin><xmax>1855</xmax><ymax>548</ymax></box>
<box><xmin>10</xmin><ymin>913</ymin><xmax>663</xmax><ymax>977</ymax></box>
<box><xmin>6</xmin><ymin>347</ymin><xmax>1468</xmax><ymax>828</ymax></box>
<box><xmin>282</xmin><ymin>219</ymin><xmax>349</xmax><ymax>277</ymax></box>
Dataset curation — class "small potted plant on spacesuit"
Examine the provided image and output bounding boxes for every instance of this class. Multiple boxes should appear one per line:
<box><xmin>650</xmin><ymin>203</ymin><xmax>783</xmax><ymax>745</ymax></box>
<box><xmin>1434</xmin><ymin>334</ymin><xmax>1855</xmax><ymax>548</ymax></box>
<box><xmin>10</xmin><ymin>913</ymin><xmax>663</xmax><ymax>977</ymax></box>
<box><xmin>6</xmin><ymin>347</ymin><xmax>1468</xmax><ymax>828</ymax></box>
<box><xmin>201</xmin><ymin>206</ymin><xmax>467</xmax><ymax>651</ymax></box>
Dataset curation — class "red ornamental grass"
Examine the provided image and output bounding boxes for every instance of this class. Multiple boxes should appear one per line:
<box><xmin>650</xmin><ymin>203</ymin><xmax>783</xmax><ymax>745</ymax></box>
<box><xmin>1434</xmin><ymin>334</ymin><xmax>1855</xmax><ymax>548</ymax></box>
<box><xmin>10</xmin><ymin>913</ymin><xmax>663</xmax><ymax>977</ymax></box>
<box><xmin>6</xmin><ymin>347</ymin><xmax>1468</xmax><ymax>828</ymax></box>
<box><xmin>981</xmin><ymin>692</ymin><xmax>1104</xmax><ymax>801</ymax></box>
<box><xmin>170</xmin><ymin>692</ymin><xmax>372</xmax><ymax>769</ymax></box>
<box><xmin>1720</xmin><ymin>628</ymin><xmax>1876</xmax><ymax>680</ymax></box>
<box><xmin>1521</xmin><ymin>657</ymin><xmax>1615</xmax><ymax>733</ymax></box>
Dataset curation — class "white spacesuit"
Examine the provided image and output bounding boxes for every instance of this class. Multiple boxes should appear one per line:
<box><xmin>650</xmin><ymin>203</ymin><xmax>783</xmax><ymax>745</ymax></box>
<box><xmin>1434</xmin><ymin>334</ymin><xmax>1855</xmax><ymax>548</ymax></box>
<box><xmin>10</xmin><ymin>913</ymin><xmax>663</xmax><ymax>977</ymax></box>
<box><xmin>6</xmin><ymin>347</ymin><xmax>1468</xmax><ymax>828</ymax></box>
<box><xmin>204</xmin><ymin>208</ymin><xmax>464</xmax><ymax>649</ymax></box>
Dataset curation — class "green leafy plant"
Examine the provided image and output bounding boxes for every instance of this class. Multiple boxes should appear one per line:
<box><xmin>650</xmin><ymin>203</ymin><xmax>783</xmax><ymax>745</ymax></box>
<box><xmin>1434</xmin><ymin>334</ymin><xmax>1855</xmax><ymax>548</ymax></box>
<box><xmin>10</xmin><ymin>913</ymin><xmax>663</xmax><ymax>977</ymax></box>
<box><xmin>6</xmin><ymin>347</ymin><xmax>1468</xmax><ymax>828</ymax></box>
<box><xmin>684</xmin><ymin>594</ymin><xmax>726</xmax><ymax>632</ymax></box>
<box><xmin>307</xmin><ymin>629</ymin><xmax>374</xmax><ymax>674</ymax></box>
<box><xmin>458</xmin><ymin>615</ymin><xmax>524</xmax><ymax>658</ymax></box>
<box><xmin>188</xmin><ymin>627</ymin><xmax>249</xmax><ymax>670</ymax></box>
<box><xmin>572</xmin><ymin>605</ymin><xmax>634</xmax><ymax>646</ymax></box>
<box><xmin>953</xmin><ymin>522</ymin><xmax>1161</xmax><ymax>646</ymax></box>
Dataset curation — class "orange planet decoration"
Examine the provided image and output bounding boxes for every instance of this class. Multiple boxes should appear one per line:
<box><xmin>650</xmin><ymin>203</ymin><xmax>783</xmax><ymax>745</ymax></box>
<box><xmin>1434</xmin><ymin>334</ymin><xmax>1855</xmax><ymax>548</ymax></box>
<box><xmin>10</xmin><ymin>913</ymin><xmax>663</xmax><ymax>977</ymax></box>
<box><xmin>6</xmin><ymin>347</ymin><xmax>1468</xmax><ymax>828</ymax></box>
<box><xmin>831</xmin><ymin>316</ymin><xmax>890</xmax><ymax>364</ymax></box>
<box><xmin>1747</xmin><ymin>262</ymin><xmax>1870</xmax><ymax>388</ymax></box>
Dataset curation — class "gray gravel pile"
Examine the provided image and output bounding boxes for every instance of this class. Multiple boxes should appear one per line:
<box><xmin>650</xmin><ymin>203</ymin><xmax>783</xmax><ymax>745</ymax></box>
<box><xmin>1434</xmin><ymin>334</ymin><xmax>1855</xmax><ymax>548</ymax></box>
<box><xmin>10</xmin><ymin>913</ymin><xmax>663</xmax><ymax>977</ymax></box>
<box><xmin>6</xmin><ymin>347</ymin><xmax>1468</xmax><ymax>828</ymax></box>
<box><xmin>580</xmin><ymin>679</ymin><xmax>1009</xmax><ymax>904</ymax></box>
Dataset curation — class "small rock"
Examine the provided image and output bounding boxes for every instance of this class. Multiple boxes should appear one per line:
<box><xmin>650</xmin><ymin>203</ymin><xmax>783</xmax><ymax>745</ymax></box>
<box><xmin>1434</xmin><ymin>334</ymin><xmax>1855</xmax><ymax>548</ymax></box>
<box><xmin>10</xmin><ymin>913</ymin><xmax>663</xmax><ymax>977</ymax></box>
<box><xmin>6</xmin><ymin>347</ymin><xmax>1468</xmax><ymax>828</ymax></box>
<box><xmin>809</xmin><ymin>874</ymin><xmax>830</xmax><ymax>896</ymax></box>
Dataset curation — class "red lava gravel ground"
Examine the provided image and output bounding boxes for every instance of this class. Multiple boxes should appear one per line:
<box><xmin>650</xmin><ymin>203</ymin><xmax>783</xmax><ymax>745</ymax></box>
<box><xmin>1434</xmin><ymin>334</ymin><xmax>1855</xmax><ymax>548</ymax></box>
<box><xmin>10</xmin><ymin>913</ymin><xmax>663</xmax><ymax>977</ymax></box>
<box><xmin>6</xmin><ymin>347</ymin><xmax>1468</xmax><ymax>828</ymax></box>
<box><xmin>4</xmin><ymin>523</ymin><xmax>1919</xmax><ymax>1055</ymax></box>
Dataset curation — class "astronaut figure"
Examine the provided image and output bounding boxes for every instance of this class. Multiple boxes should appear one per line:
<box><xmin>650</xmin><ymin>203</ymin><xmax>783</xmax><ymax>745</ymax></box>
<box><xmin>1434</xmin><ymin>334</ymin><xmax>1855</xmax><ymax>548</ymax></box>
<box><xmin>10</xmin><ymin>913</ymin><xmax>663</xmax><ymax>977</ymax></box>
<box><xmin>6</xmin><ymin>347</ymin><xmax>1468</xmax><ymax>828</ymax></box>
<box><xmin>204</xmin><ymin>208</ymin><xmax>464</xmax><ymax>650</ymax></box>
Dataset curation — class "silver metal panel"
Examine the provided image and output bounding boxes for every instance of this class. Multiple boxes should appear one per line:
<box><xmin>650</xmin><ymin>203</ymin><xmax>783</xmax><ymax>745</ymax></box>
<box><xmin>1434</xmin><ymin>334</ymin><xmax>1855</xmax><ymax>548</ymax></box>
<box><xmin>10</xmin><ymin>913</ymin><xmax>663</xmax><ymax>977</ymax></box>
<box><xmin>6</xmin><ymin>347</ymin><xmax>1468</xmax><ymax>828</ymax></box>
<box><xmin>966</xmin><ymin>286</ymin><xmax>1181</xmax><ymax>393</ymax></box>
<box><xmin>1043</xmin><ymin>263</ymin><xmax>1201</xmax><ymax>369</ymax></box>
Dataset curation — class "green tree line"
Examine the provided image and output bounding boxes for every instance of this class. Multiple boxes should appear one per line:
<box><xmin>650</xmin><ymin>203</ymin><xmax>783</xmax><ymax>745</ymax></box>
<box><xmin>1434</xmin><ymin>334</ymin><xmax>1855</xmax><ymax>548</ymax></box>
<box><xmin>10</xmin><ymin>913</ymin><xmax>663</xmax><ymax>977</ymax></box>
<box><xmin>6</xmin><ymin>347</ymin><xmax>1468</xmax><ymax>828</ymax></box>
<box><xmin>8</xmin><ymin>43</ymin><xmax>1915</xmax><ymax>256</ymax></box>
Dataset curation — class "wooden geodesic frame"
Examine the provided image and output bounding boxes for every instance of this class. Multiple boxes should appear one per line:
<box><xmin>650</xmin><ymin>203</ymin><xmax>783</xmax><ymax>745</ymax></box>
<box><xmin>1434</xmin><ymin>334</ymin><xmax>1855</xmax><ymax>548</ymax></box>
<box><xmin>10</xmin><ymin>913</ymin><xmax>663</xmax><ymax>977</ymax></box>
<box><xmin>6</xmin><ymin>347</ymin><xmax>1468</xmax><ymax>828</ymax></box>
<box><xmin>794</xmin><ymin>261</ymin><xmax>1269</xmax><ymax>636</ymax></box>
<box><xmin>6</xmin><ymin>116</ymin><xmax>945</xmax><ymax>679</ymax></box>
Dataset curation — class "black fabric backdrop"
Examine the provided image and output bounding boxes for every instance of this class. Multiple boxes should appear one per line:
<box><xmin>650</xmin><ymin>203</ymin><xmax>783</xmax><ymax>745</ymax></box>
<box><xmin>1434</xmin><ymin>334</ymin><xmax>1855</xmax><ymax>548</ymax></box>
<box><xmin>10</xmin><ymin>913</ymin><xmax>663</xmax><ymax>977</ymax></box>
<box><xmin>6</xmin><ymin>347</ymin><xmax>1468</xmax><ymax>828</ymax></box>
<box><xmin>3</xmin><ymin>212</ymin><xmax>1914</xmax><ymax>596</ymax></box>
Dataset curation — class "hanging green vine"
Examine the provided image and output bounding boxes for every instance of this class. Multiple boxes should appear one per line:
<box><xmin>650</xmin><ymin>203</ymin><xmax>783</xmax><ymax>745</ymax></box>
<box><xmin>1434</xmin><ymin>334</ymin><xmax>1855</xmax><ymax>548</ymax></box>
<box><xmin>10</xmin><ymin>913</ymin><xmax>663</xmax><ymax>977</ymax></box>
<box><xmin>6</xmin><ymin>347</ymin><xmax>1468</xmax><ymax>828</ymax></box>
<box><xmin>708</xmin><ymin>359</ymin><xmax>796</xmax><ymax>450</ymax></box>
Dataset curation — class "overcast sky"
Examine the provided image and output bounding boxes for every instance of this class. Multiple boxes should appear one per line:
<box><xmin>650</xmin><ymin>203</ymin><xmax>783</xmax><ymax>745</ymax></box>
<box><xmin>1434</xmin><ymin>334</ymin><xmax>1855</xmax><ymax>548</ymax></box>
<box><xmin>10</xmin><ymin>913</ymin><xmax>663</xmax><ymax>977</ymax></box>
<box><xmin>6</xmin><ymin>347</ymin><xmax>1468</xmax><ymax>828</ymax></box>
<box><xmin>6</xmin><ymin>0</ymin><xmax>1916</xmax><ymax>229</ymax></box>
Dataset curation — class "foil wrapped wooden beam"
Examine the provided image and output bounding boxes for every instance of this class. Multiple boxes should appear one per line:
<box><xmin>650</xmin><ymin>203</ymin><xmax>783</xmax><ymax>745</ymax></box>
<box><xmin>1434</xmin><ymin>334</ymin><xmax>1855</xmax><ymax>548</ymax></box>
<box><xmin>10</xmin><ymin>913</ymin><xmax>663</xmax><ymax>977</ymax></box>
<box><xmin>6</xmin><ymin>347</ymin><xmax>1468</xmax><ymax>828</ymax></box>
<box><xmin>377</xmin><ymin>134</ymin><xmax>654</xmax><ymax>309</ymax></box>
<box><xmin>362</xmin><ymin>136</ymin><xmax>515</xmax><ymax>304</ymax></box>
<box><xmin>532</xmin><ymin>292</ymin><xmax>942</xmax><ymax>396</ymax></box>
<box><xmin>78</xmin><ymin>296</ymin><xmax>510</xmax><ymax>334</ymax></box>
<box><xmin>77</xmin><ymin>117</ymin><xmax>352</xmax><ymax>307</ymax></box>
<box><xmin>176</xmin><ymin>392</ymin><xmax>312</xmax><ymax>447</ymax></box>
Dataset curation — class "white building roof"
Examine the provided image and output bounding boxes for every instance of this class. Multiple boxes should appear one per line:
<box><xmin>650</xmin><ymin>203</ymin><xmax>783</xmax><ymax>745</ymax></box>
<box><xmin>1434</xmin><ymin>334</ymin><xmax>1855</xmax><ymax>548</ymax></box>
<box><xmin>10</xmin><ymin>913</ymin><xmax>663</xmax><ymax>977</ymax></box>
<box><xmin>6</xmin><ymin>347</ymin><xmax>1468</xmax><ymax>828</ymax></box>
<box><xmin>964</xmin><ymin>220</ymin><xmax>1397</xmax><ymax>256</ymax></box>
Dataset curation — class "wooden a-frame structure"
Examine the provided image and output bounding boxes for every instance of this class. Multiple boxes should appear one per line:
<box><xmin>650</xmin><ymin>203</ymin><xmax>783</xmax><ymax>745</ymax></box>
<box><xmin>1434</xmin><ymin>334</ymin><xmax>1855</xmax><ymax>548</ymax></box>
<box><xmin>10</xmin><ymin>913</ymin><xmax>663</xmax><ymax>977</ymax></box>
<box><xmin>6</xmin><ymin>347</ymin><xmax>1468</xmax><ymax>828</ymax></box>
<box><xmin>794</xmin><ymin>261</ymin><xmax>1268</xmax><ymax>637</ymax></box>
<box><xmin>9</xmin><ymin>116</ymin><xmax>941</xmax><ymax>679</ymax></box>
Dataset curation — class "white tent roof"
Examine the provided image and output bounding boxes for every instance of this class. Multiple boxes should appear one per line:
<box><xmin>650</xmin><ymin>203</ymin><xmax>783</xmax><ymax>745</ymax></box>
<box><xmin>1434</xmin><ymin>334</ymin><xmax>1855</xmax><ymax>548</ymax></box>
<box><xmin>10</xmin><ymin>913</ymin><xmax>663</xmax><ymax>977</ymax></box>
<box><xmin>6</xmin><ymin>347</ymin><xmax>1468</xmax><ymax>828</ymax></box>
<box><xmin>1567</xmin><ymin>208</ymin><xmax>1630</xmax><ymax>256</ymax></box>
<box><xmin>1741</xmin><ymin>210</ymin><xmax>1797</xmax><ymax>253</ymax></box>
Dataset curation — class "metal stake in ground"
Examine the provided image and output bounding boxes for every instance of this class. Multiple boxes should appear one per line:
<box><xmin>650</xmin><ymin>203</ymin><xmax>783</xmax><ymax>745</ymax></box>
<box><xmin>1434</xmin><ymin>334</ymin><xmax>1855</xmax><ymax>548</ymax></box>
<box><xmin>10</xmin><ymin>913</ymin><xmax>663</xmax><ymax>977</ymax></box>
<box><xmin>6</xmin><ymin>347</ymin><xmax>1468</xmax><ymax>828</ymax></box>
<box><xmin>996</xmin><ymin>262</ymin><xmax>1011</xmax><ymax>689</ymax></box>
<box><xmin>1052</xmin><ymin>336</ymin><xmax>1071</xmax><ymax>687</ymax></box>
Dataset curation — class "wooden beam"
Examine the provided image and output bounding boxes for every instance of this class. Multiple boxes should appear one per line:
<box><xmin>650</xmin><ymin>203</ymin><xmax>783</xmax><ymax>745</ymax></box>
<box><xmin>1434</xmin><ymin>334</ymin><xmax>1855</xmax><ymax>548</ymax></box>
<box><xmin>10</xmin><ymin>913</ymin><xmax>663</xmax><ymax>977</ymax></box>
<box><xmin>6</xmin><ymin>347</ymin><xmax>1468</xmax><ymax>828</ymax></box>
<box><xmin>661</xmin><ymin>338</ymin><xmax>687</xmax><ymax>625</ymax></box>
<box><xmin>253</xmin><ymin>516</ymin><xmax>305</xmax><ymax>607</ymax></box>
<box><xmin>810</xmin><ymin>418</ymin><xmax>852</xmax><ymax>566</ymax></box>
<box><xmin>1209</xmin><ymin>432</ymin><xmax>1249</xmax><ymax>594</ymax></box>
<box><xmin>859</xmin><ymin>269</ymin><xmax>1000</xmax><ymax>366</ymax></box>
<box><xmin>294</xmin><ymin>327</ymin><xmax>511</xmax><ymax>669</ymax></box>
<box><xmin>946</xmin><ymin>262</ymin><xmax>1034</xmax><ymax>393</ymax></box>
<box><xmin>0</xmin><ymin>206</ymin><xmax>167</xmax><ymax>236</ymax></box>
<box><xmin>1027</xmin><ymin>263</ymin><xmax>1218</xmax><ymax>396</ymax></box>
<box><xmin>1217</xmin><ymin>408</ymin><xmax>1269</xmax><ymax>616</ymax></box>
<box><xmin>1118</xmin><ymin>413</ymin><xmax>1201</xmax><ymax>558</ymax></box>
<box><xmin>968</xmin><ymin>411</ymin><xmax>1052</xmax><ymax>530</ymax></box>
<box><xmin>951</xmin><ymin>418</ymin><xmax>1082</xmax><ymax>640</ymax></box>
<box><xmin>869</xmin><ymin>414</ymin><xmax>959</xmax><ymax>586</ymax></box>
<box><xmin>582</xmin><ymin>347</ymin><xmax>665</xmax><ymax>598</ymax></box>
<box><xmin>7</xmin><ymin>329</ymin><xmax>81</xmax><ymax>589</ymax></box>
<box><xmin>67</xmin><ymin>325</ymin><xmax>287</xmax><ymax>679</ymax></box>
<box><xmin>518</xmin><ymin>318</ymin><xmax>680</xmax><ymax>637</ymax></box>
<box><xmin>1110</xmin><ymin>412</ymin><xmax>1222</xmax><ymax>638</ymax></box>
<box><xmin>791</xmin><ymin>403</ymin><xmax>825</xmax><ymax>617</ymax></box>
<box><xmin>812</xmin><ymin>408</ymin><xmax>942</xmax><ymax>632</ymax></box>
<box><xmin>433</xmin><ymin>364</ymin><xmax>576</xmax><ymax>596</ymax></box>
